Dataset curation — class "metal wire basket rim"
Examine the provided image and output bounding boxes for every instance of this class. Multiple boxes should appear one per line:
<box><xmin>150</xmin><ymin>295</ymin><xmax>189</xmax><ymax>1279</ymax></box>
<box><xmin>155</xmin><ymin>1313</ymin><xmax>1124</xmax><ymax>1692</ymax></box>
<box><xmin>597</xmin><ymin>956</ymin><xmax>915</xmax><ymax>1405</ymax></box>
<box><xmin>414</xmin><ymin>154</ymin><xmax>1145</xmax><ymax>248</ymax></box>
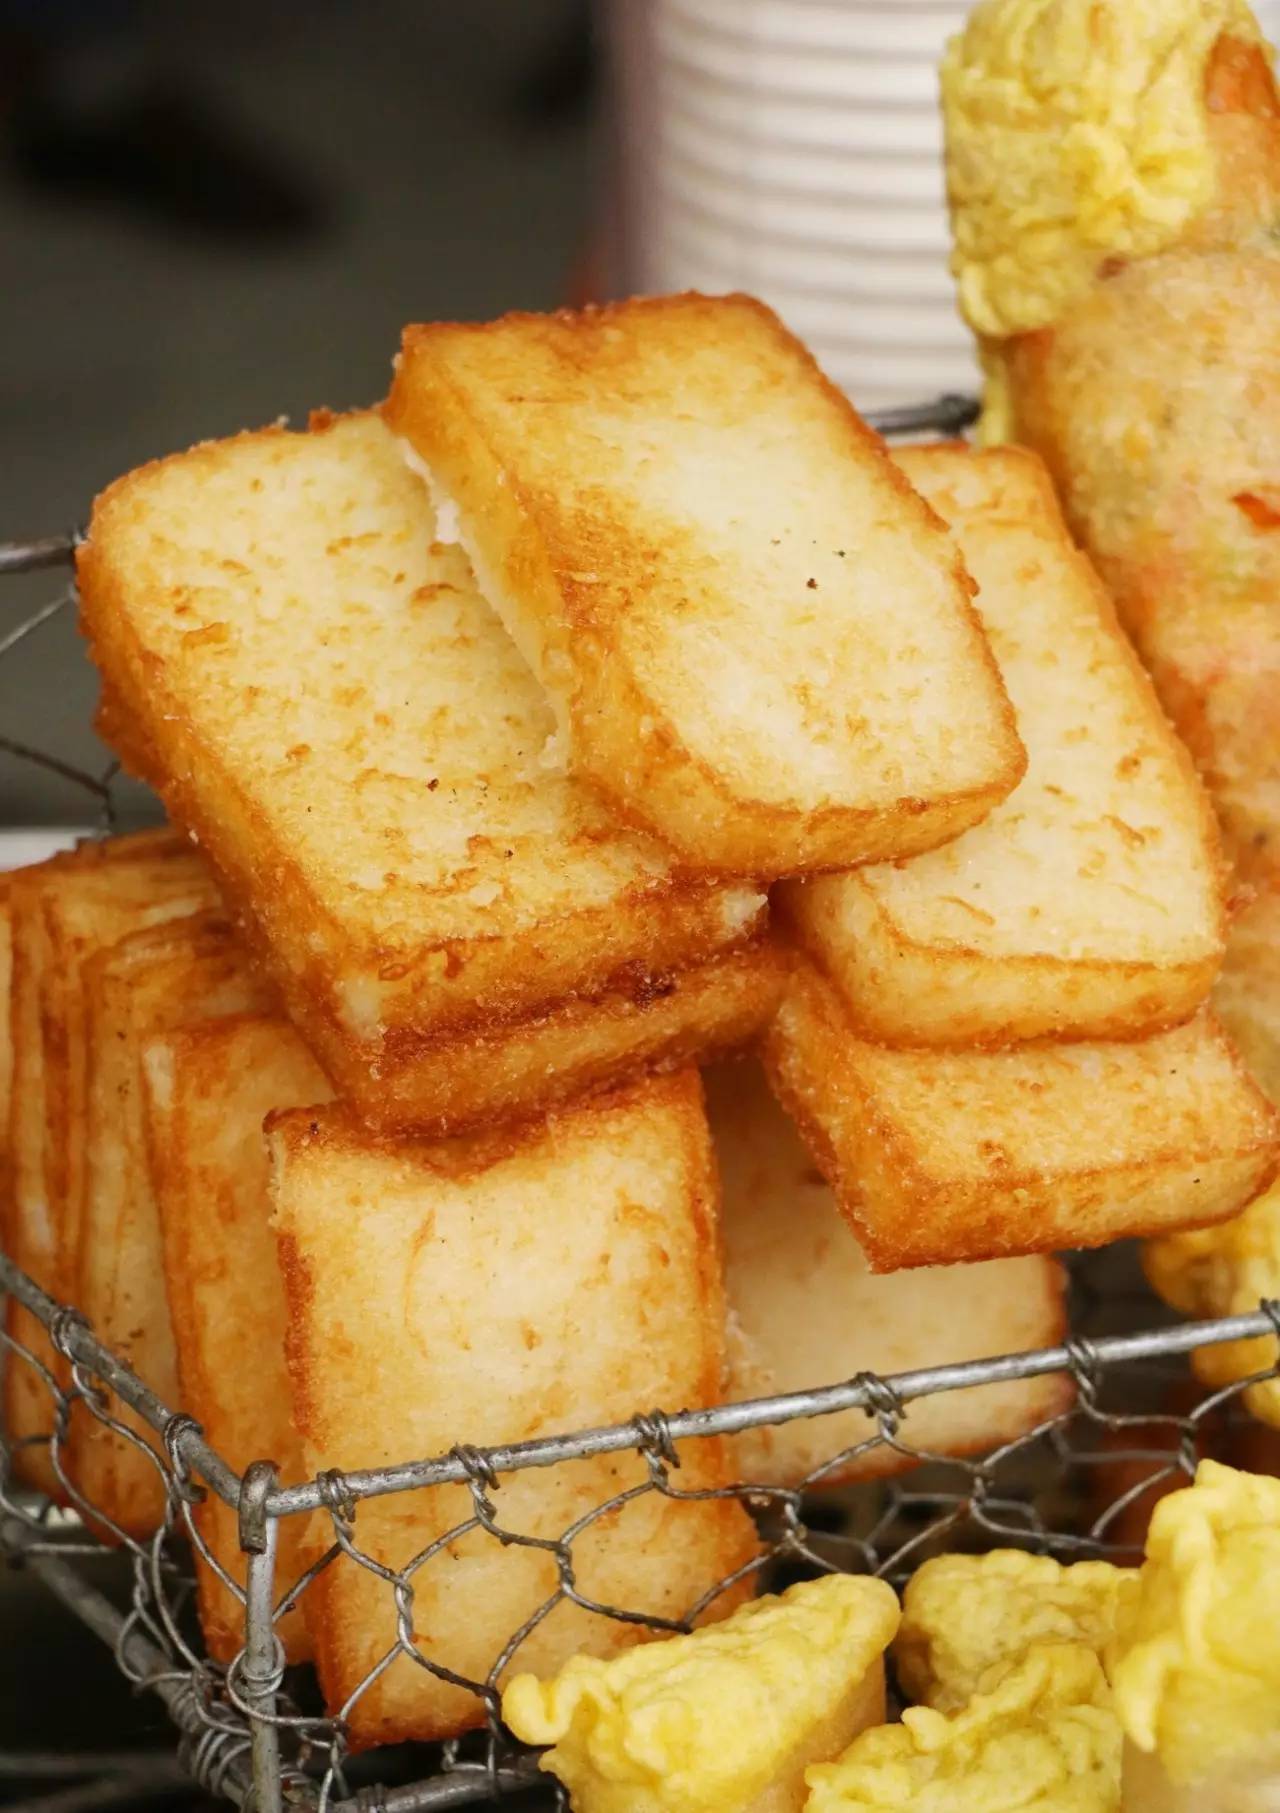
<box><xmin>0</xmin><ymin>531</ymin><xmax>82</xmax><ymax>575</ymax></box>
<box><xmin>132</xmin><ymin>1296</ymin><xmax>1280</xmax><ymax>1517</ymax></box>
<box><xmin>5</xmin><ymin>1247</ymin><xmax>1277</xmax><ymax>1523</ymax></box>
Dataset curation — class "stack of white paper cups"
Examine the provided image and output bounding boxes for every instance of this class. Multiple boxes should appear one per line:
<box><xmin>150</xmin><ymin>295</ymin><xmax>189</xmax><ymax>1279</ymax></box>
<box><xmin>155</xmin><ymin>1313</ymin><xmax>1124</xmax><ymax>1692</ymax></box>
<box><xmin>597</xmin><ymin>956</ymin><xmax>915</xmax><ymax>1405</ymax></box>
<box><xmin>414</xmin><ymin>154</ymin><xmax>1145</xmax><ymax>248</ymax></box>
<box><xmin>606</xmin><ymin>0</ymin><xmax>980</xmax><ymax>411</ymax></box>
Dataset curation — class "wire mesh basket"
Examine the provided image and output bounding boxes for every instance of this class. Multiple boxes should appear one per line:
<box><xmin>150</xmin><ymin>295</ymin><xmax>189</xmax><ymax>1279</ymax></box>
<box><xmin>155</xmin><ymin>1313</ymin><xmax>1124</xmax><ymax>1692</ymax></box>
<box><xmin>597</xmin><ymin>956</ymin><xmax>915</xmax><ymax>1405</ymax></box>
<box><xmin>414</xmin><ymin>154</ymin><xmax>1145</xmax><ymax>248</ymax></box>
<box><xmin>3</xmin><ymin>393</ymin><xmax>1280</xmax><ymax>1813</ymax></box>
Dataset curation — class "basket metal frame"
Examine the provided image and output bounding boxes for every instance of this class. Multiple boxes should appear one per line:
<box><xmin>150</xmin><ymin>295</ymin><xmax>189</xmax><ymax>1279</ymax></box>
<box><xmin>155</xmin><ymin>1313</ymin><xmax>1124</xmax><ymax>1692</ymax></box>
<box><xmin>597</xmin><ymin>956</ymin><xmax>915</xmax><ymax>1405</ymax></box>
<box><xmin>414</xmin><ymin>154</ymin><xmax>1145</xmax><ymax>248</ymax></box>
<box><xmin>4</xmin><ymin>392</ymin><xmax>1279</xmax><ymax>1812</ymax></box>
<box><xmin>5</xmin><ymin>1244</ymin><xmax>1280</xmax><ymax>1813</ymax></box>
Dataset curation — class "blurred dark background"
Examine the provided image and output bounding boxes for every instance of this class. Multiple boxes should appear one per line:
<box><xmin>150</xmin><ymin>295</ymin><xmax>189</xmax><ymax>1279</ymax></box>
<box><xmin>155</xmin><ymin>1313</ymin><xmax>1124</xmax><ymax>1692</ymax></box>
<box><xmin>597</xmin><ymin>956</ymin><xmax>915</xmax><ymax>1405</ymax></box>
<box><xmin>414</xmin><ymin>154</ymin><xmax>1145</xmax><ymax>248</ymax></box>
<box><xmin>1</xmin><ymin>0</ymin><xmax>597</xmax><ymax>828</ymax></box>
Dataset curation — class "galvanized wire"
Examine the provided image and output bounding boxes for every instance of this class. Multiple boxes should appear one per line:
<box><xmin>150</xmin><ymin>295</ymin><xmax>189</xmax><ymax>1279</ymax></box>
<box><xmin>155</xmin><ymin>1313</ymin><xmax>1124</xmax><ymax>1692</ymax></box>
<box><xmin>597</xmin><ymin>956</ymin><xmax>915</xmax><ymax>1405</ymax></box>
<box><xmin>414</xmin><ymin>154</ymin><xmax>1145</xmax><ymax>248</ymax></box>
<box><xmin>4</xmin><ymin>1243</ymin><xmax>1280</xmax><ymax>1811</ymax></box>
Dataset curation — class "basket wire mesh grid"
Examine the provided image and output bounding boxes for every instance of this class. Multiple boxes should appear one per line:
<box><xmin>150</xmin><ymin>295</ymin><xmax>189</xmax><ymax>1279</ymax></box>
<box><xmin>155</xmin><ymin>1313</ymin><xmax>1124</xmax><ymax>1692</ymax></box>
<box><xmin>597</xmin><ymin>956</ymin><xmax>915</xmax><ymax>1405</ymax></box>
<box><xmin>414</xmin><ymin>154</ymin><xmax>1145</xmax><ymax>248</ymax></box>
<box><xmin>2</xmin><ymin>391</ymin><xmax>1279</xmax><ymax>1813</ymax></box>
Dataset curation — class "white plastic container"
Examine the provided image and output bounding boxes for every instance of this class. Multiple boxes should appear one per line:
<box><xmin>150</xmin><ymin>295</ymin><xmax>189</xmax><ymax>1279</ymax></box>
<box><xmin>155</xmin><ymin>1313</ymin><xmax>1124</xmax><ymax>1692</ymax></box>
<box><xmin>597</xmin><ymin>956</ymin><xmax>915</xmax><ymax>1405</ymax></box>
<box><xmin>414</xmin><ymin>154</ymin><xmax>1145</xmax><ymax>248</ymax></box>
<box><xmin>606</xmin><ymin>0</ymin><xmax>979</xmax><ymax>411</ymax></box>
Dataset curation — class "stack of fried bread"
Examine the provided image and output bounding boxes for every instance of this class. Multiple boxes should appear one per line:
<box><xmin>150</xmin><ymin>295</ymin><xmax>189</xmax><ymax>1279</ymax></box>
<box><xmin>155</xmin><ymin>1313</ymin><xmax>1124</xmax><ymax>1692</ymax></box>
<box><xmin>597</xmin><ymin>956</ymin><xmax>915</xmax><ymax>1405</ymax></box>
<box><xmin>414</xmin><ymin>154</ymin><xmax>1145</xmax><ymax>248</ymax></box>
<box><xmin>4</xmin><ymin>833</ymin><xmax>217</xmax><ymax>1500</ymax></box>
<box><xmin>2</xmin><ymin>292</ymin><xmax>1276</xmax><ymax>1743</ymax></box>
<box><xmin>768</xmin><ymin>442</ymin><xmax>1275</xmax><ymax>1269</ymax></box>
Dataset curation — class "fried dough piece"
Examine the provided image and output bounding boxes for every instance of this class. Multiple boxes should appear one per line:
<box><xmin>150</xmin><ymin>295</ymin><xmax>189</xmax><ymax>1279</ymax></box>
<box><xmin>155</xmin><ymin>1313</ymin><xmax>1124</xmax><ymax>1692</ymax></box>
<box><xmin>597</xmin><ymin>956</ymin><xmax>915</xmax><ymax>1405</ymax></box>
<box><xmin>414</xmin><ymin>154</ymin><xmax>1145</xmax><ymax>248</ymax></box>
<box><xmin>896</xmin><ymin>1550</ymin><xmax>1136</xmax><ymax>1715</ymax></box>
<box><xmin>709</xmin><ymin>1059</ymin><xmax>1071</xmax><ymax>1483</ymax></box>
<box><xmin>144</xmin><ymin>1011</ymin><xmax>330</xmax><ymax>1661</ymax></box>
<box><xmin>387</xmin><ymin>293</ymin><xmax>1024</xmax><ymax>876</ymax></box>
<box><xmin>809</xmin><ymin>1642</ymin><xmax>1121</xmax><ymax>1813</ymax></box>
<box><xmin>763</xmin><ymin>960</ymin><xmax>1280</xmax><ymax>1270</ymax></box>
<box><xmin>68</xmin><ymin>915</ymin><xmax>271</xmax><ymax>1535</ymax></box>
<box><xmin>77</xmin><ymin>411</ymin><xmax>777</xmax><ymax>1135</ymax></box>
<box><xmin>502</xmin><ymin>1575</ymin><xmax>901</xmax><ymax>1813</ymax></box>
<box><xmin>268</xmin><ymin>1072</ymin><xmax>757</xmax><ymax>1747</ymax></box>
<box><xmin>3</xmin><ymin>834</ymin><xmax>213</xmax><ymax>1497</ymax></box>
<box><xmin>953</xmin><ymin>12</ymin><xmax>1280</xmax><ymax>885</ymax></box>
<box><xmin>781</xmin><ymin>445</ymin><xmax>1225</xmax><ymax>1046</ymax></box>
<box><xmin>999</xmin><ymin>248</ymin><xmax>1280</xmax><ymax>886</ymax></box>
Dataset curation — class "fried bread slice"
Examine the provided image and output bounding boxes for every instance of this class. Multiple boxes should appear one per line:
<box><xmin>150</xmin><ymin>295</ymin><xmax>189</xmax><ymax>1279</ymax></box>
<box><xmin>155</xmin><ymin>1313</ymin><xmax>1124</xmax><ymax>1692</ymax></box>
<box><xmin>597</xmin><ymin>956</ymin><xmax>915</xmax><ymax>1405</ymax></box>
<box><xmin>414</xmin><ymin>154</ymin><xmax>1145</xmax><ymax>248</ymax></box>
<box><xmin>709</xmin><ymin>1059</ymin><xmax>1071</xmax><ymax>1484</ymax></box>
<box><xmin>4</xmin><ymin>834</ymin><xmax>213</xmax><ymax>1496</ymax></box>
<box><xmin>267</xmin><ymin>1072</ymin><xmax>757</xmax><ymax>1747</ymax></box>
<box><xmin>387</xmin><ymin>293</ymin><xmax>1024</xmax><ymax>876</ymax></box>
<box><xmin>763</xmin><ymin>959</ymin><xmax>1280</xmax><ymax>1270</ymax></box>
<box><xmin>144</xmin><ymin>1011</ymin><xmax>331</xmax><ymax>1661</ymax></box>
<box><xmin>68</xmin><ymin>915</ymin><xmax>272</xmax><ymax>1536</ymax></box>
<box><xmin>77</xmin><ymin>411</ymin><xmax>775</xmax><ymax>1135</ymax></box>
<box><xmin>39</xmin><ymin>835</ymin><xmax>215</xmax><ymax>1266</ymax></box>
<box><xmin>289</xmin><ymin>937</ymin><xmax>786</xmax><ymax>1136</ymax></box>
<box><xmin>780</xmin><ymin>445</ymin><xmax>1225</xmax><ymax>1047</ymax></box>
<box><xmin>3</xmin><ymin>859</ymin><xmax>55</xmax><ymax>1494</ymax></box>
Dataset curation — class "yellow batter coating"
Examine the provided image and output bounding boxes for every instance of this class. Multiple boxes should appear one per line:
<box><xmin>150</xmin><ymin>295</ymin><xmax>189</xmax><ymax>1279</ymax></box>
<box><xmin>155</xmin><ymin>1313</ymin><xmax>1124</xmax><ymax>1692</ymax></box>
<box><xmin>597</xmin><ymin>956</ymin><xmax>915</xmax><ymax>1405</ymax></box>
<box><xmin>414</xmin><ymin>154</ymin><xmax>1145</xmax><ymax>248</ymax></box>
<box><xmin>944</xmin><ymin>0</ymin><xmax>1280</xmax><ymax>890</ymax></box>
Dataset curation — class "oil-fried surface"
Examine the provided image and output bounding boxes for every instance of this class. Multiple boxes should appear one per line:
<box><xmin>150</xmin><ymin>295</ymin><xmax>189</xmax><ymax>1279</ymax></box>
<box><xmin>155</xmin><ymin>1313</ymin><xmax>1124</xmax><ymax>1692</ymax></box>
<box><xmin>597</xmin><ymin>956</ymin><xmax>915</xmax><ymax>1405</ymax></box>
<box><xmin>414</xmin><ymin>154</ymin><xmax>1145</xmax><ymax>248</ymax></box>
<box><xmin>1002</xmin><ymin>248</ymin><xmax>1280</xmax><ymax>886</ymax></box>
<box><xmin>984</xmin><ymin>35</ymin><xmax>1280</xmax><ymax>886</ymax></box>
<box><xmin>267</xmin><ymin>1071</ymin><xmax>757</xmax><ymax>1747</ymax></box>
<box><xmin>4</xmin><ymin>861</ymin><xmax>53</xmax><ymax>1494</ymax></box>
<box><xmin>388</xmin><ymin>293</ymin><xmax>1025</xmax><ymax>875</ymax></box>
<box><xmin>764</xmin><ymin>960</ymin><xmax>1280</xmax><ymax>1271</ymax></box>
<box><xmin>3</xmin><ymin>834</ymin><xmax>214</xmax><ymax>1496</ymax></box>
<box><xmin>77</xmin><ymin>411</ymin><xmax>771</xmax><ymax>1133</ymax></box>
<box><xmin>145</xmin><ymin>1011</ymin><xmax>330</xmax><ymax>1662</ymax></box>
<box><xmin>70</xmin><ymin>915</ymin><xmax>271</xmax><ymax>1536</ymax></box>
<box><xmin>709</xmin><ymin>1059</ymin><xmax>1072</xmax><ymax>1484</ymax></box>
<box><xmin>284</xmin><ymin>936</ymin><xmax>787</xmax><ymax>1138</ymax></box>
<box><xmin>783</xmin><ymin>445</ymin><xmax>1225</xmax><ymax>1046</ymax></box>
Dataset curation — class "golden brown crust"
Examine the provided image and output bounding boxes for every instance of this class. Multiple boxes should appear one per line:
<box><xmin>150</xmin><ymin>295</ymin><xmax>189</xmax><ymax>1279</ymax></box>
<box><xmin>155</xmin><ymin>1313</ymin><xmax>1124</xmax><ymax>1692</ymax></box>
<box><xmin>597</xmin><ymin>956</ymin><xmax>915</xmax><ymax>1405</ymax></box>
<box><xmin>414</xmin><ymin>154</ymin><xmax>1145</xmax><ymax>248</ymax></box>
<box><xmin>145</xmin><ymin>1010</ymin><xmax>327</xmax><ymax>1660</ymax></box>
<box><xmin>762</xmin><ymin>959</ymin><xmax>1280</xmax><ymax>1271</ymax></box>
<box><xmin>389</xmin><ymin>294</ymin><xmax>1025</xmax><ymax>876</ymax></box>
<box><xmin>66</xmin><ymin>915</ymin><xmax>272</xmax><ymax>1539</ymax></box>
<box><xmin>781</xmin><ymin>883</ymin><xmax>1221</xmax><ymax>1050</ymax></box>
<box><xmin>711</xmin><ymin>1059</ymin><xmax>1073</xmax><ymax>1488</ymax></box>
<box><xmin>77</xmin><ymin>411</ymin><xmax>774</xmax><ymax>1129</ymax></box>
<box><xmin>781</xmin><ymin>444</ymin><xmax>1228</xmax><ymax>1049</ymax></box>
<box><xmin>267</xmin><ymin>1064</ymin><xmax>706</xmax><ymax>1181</ymax></box>
<box><xmin>40</xmin><ymin>844</ymin><xmax>215</xmax><ymax>1268</ymax></box>
<box><xmin>987</xmin><ymin>17</ymin><xmax>1280</xmax><ymax>887</ymax></box>
<box><xmin>93</xmin><ymin>676</ymin><xmax>160</xmax><ymax>786</ymax></box>
<box><xmin>268</xmin><ymin>1070</ymin><xmax>757</xmax><ymax>1746</ymax></box>
<box><xmin>270</xmin><ymin>935</ymin><xmax>786</xmax><ymax>1138</ymax></box>
<box><xmin>3</xmin><ymin>833</ymin><xmax>209</xmax><ymax>1498</ymax></box>
<box><xmin>3</xmin><ymin>864</ymin><xmax>60</xmax><ymax>1497</ymax></box>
